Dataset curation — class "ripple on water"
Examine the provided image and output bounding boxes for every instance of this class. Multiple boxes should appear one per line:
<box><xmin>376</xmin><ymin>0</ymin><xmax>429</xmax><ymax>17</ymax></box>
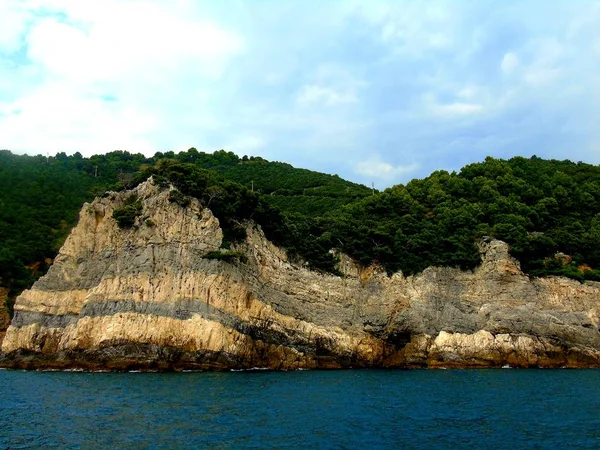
<box><xmin>0</xmin><ymin>369</ymin><xmax>599</xmax><ymax>449</ymax></box>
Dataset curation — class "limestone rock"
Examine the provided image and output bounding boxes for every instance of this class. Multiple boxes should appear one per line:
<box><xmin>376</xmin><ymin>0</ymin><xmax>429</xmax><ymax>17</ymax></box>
<box><xmin>1</xmin><ymin>178</ymin><xmax>599</xmax><ymax>370</ymax></box>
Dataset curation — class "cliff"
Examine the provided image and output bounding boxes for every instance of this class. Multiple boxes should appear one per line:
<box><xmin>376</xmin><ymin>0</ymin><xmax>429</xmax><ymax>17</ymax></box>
<box><xmin>1</xmin><ymin>179</ymin><xmax>599</xmax><ymax>370</ymax></box>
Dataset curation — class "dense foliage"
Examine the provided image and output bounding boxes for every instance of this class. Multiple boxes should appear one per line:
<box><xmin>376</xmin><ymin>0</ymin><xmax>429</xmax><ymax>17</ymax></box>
<box><xmin>112</xmin><ymin>194</ymin><xmax>143</xmax><ymax>229</ymax></box>
<box><xmin>1</xmin><ymin>149</ymin><xmax>599</xmax><ymax>311</ymax></box>
<box><xmin>164</xmin><ymin>148</ymin><xmax>372</xmax><ymax>216</ymax></box>
<box><xmin>327</xmin><ymin>156</ymin><xmax>600</xmax><ymax>280</ymax></box>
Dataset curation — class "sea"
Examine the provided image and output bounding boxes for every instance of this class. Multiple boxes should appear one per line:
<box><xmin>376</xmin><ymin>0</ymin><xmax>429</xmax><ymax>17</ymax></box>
<box><xmin>1</xmin><ymin>368</ymin><xmax>599</xmax><ymax>449</ymax></box>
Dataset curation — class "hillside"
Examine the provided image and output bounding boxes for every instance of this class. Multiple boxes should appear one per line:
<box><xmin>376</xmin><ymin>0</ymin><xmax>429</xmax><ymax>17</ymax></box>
<box><xmin>0</xmin><ymin>149</ymin><xmax>369</xmax><ymax>299</ymax></box>
<box><xmin>140</xmin><ymin>155</ymin><xmax>600</xmax><ymax>282</ymax></box>
<box><xmin>0</xmin><ymin>150</ymin><xmax>151</xmax><ymax>296</ymax></box>
<box><xmin>331</xmin><ymin>156</ymin><xmax>600</xmax><ymax>280</ymax></box>
<box><xmin>169</xmin><ymin>148</ymin><xmax>372</xmax><ymax>216</ymax></box>
<box><xmin>1</xmin><ymin>150</ymin><xmax>599</xmax><ymax>314</ymax></box>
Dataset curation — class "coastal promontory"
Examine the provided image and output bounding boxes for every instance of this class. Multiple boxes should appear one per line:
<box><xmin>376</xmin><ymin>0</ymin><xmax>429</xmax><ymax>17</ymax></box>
<box><xmin>1</xmin><ymin>178</ymin><xmax>599</xmax><ymax>370</ymax></box>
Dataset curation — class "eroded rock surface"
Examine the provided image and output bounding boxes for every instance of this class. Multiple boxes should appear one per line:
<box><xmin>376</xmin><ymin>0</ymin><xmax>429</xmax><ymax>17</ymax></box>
<box><xmin>1</xmin><ymin>179</ymin><xmax>599</xmax><ymax>370</ymax></box>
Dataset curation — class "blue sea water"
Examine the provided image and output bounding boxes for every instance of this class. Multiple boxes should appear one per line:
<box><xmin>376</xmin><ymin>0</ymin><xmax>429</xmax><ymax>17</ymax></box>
<box><xmin>1</xmin><ymin>369</ymin><xmax>599</xmax><ymax>449</ymax></box>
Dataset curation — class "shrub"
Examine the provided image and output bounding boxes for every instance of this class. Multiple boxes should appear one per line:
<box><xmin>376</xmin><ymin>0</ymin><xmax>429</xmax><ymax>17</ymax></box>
<box><xmin>221</xmin><ymin>225</ymin><xmax>247</xmax><ymax>249</ymax></box>
<box><xmin>168</xmin><ymin>189</ymin><xmax>191</xmax><ymax>208</ymax></box>
<box><xmin>204</xmin><ymin>250</ymin><xmax>248</xmax><ymax>264</ymax></box>
<box><xmin>113</xmin><ymin>195</ymin><xmax>143</xmax><ymax>228</ymax></box>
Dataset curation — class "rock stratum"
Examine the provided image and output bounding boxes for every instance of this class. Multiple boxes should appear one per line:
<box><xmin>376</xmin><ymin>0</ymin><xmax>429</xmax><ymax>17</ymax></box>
<box><xmin>1</xmin><ymin>179</ymin><xmax>599</xmax><ymax>370</ymax></box>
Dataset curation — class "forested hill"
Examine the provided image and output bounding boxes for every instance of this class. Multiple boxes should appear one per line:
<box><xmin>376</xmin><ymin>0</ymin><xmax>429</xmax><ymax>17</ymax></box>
<box><xmin>169</xmin><ymin>148</ymin><xmax>372</xmax><ymax>216</ymax></box>
<box><xmin>331</xmin><ymin>156</ymin><xmax>600</xmax><ymax>280</ymax></box>
<box><xmin>1</xmin><ymin>149</ymin><xmax>600</xmax><ymax>311</ymax></box>
<box><xmin>0</xmin><ymin>148</ymin><xmax>370</xmax><ymax>297</ymax></box>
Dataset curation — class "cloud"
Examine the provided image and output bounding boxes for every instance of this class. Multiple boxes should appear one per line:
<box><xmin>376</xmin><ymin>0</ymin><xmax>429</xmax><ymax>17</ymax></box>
<box><xmin>355</xmin><ymin>0</ymin><xmax>460</xmax><ymax>55</ymax></box>
<box><xmin>457</xmin><ymin>86</ymin><xmax>480</xmax><ymax>99</ymax></box>
<box><xmin>296</xmin><ymin>84</ymin><xmax>357</xmax><ymax>107</ymax></box>
<box><xmin>1</xmin><ymin>81</ymin><xmax>158</xmax><ymax>154</ymax></box>
<box><xmin>0</xmin><ymin>0</ymin><xmax>244</xmax><ymax>157</ymax></box>
<box><xmin>501</xmin><ymin>52</ymin><xmax>519</xmax><ymax>74</ymax></box>
<box><xmin>0</xmin><ymin>1</ymin><xmax>31</xmax><ymax>53</ymax></box>
<box><xmin>295</xmin><ymin>64</ymin><xmax>366</xmax><ymax>108</ymax></box>
<box><xmin>423</xmin><ymin>92</ymin><xmax>484</xmax><ymax>118</ymax></box>
<box><xmin>431</xmin><ymin>101</ymin><xmax>484</xmax><ymax>117</ymax></box>
<box><xmin>355</xmin><ymin>156</ymin><xmax>419</xmax><ymax>185</ymax></box>
<box><xmin>519</xmin><ymin>37</ymin><xmax>565</xmax><ymax>86</ymax></box>
<box><xmin>1</xmin><ymin>0</ymin><xmax>600</xmax><ymax>187</ymax></box>
<box><xmin>26</xmin><ymin>2</ymin><xmax>243</xmax><ymax>82</ymax></box>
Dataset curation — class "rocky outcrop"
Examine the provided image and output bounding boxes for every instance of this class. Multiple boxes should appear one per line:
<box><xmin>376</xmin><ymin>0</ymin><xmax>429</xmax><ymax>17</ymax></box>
<box><xmin>1</xmin><ymin>179</ymin><xmax>599</xmax><ymax>370</ymax></box>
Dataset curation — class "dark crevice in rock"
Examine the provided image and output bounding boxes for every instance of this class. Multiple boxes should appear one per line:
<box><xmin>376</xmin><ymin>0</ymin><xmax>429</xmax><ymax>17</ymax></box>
<box><xmin>385</xmin><ymin>331</ymin><xmax>412</xmax><ymax>349</ymax></box>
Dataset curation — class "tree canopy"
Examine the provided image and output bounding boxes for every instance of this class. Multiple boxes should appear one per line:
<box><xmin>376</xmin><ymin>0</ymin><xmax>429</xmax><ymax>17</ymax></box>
<box><xmin>326</xmin><ymin>156</ymin><xmax>600</xmax><ymax>280</ymax></box>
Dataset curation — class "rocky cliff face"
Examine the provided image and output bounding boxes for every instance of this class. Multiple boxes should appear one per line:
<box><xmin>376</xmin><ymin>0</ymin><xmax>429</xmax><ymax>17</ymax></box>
<box><xmin>1</xmin><ymin>179</ymin><xmax>599</xmax><ymax>370</ymax></box>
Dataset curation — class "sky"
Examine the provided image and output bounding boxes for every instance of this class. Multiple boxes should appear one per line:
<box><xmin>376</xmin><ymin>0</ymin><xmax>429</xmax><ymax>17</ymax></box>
<box><xmin>0</xmin><ymin>0</ymin><xmax>599</xmax><ymax>188</ymax></box>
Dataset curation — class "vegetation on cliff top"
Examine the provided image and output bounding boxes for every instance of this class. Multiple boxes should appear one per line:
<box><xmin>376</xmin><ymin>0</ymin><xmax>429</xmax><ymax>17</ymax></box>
<box><xmin>332</xmin><ymin>156</ymin><xmax>600</xmax><ymax>280</ymax></box>
<box><xmin>113</xmin><ymin>194</ymin><xmax>143</xmax><ymax>228</ymax></box>
<box><xmin>1</xmin><ymin>149</ymin><xmax>599</xmax><ymax>306</ymax></box>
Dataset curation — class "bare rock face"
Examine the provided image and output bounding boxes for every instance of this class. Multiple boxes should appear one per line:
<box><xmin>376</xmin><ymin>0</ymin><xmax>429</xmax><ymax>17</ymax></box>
<box><xmin>1</xmin><ymin>179</ymin><xmax>599</xmax><ymax>370</ymax></box>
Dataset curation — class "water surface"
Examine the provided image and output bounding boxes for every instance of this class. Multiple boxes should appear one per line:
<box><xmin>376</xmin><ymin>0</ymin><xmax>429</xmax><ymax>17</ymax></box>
<box><xmin>1</xmin><ymin>369</ymin><xmax>599</xmax><ymax>449</ymax></box>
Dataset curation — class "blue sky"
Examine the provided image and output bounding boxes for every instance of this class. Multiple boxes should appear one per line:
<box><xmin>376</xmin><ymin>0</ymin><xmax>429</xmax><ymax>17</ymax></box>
<box><xmin>1</xmin><ymin>0</ymin><xmax>599</xmax><ymax>188</ymax></box>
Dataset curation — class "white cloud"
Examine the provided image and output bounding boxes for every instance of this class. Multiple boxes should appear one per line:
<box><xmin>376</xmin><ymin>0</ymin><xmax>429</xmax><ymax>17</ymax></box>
<box><xmin>355</xmin><ymin>156</ymin><xmax>419</xmax><ymax>183</ymax></box>
<box><xmin>424</xmin><ymin>93</ymin><xmax>484</xmax><ymax>118</ymax></box>
<box><xmin>0</xmin><ymin>1</ymin><xmax>31</xmax><ymax>53</ymax></box>
<box><xmin>501</xmin><ymin>52</ymin><xmax>519</xmax><ymax>74</ymax></box>
<box><xmin>24</xmin><ymin>2</ymin><xmax>243</xmax><ymax>83</ymax></box>
<box><xmin>297</xmin><ymin>84</ymin><xmax>357</xmax><ymax>107</ymax></box>
<box><xmin>523</xmin><ymin>67</ymin><xmax>562</xmax><ymax>86</ymax></box>
<box><xmin>434</xmin><ymin>102</ymin><xmax>483</xmax><ymax>116</ymax></box>
<box><xmin>357</xmin><ymin>1</ymin><xmax>458</xmax><ymax>54</ymax></box>
<box><xmin>0</xmin><ymin>81</ymin><xmax>157</xmax><ymax>156</ymax></box>
<box><xmin>1</xmin><ymin>0</ymin><xmax>600</xmax><ymax>188</ymax></box>
<box><xmin>296</xmin><ymin>65</ymin><xmax>366</xmax><ymax>108</ymax></box>
<box><xmin>0</xmin><ymin>0</ymin><xmax>244</xmax><ymax>156</ymax></box>
<box><xmin>457</xmin><ymin>86</ymin><xmax>480</xmax><ymax>100</ymax></box>
<box><xmin>520</xmin><ymin>37</ymin><xmax>565</xmax><ymax>86</ymax></box>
